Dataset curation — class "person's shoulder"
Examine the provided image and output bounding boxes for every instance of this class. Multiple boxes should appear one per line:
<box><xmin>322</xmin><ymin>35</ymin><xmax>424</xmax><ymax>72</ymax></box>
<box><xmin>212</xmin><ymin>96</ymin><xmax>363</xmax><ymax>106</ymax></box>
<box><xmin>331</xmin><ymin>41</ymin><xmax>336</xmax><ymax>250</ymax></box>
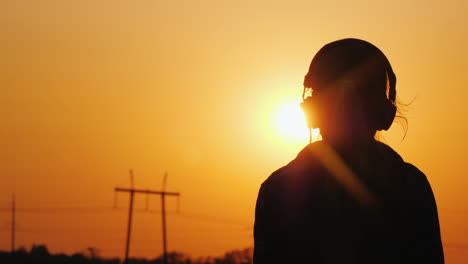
<box><xmin>375</xmin><ymin>141</ymin><xmax>429</xmax><ymax>182</ymax></box>
<box><xmin>260</xmin><ymin>165</ymin><xmax>289</xmax><ymax>192</ymax></box>
<box><xmin>402</xmin><ymin>162</ymin><xmax>425</xmax><ymax>177</ymax></box>
<box><xmin>373</xmin><ymin>140</ymin><xmax>404</xmax><ymax>163</ymax></box>
<box><xmin>401</xmin><ymin>162</ymin><xmax>431</xmax><ymax>188</ymax></box>
<box><xmin>261</xmin><ymin>142</ymin><xmax>322</xmax><ymax>188</ymax></box>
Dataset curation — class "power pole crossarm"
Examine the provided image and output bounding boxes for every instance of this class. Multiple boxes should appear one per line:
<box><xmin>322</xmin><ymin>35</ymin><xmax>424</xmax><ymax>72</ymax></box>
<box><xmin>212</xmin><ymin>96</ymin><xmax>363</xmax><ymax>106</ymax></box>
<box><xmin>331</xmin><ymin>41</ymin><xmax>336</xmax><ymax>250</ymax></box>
<box><xmin>115</xmin><ymin>188</ymin><xmax>180</xmax><ymax>197</ymax></box>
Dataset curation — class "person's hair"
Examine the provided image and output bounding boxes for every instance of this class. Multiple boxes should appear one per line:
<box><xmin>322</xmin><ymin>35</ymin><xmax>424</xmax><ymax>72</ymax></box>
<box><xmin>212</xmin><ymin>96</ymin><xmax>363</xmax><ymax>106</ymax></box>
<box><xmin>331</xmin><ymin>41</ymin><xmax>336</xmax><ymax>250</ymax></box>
<box><xmin>379</xmin><ymin>95</ymin><xmax>412</xmax><ymax>141</ymax></box>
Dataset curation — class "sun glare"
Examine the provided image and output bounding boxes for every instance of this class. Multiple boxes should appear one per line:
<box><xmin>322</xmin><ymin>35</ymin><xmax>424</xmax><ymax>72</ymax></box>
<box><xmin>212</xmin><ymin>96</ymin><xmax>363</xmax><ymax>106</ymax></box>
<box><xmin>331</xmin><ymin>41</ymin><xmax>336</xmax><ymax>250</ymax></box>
<box><xmin>275</xmin><ymin>102</ymin><xmax>309</xmax><ymax>141</ymax></box>
<box><xmin>268</xmin><ymin>96</ymin><xmax>321</xmax><ymax>145</ymax></box>
<box><xmin>260</xmin><ymin>87</ymin><xmax>321</xmax><ymax>148</ymax></box>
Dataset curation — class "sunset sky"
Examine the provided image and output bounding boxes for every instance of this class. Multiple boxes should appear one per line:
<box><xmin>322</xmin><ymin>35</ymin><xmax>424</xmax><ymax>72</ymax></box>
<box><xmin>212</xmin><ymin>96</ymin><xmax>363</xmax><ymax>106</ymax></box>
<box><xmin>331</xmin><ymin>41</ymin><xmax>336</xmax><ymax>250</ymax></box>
<box><xmin>2</xmin><ymin>0</ymin><xmax>468</xmax><ymax>262</ymax></box>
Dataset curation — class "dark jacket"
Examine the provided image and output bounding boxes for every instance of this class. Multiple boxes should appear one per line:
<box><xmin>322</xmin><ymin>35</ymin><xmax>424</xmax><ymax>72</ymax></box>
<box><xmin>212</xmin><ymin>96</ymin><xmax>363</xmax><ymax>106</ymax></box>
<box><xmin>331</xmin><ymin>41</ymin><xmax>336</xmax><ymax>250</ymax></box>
<box><xmin>254</xmin><ymin>140</ymin><xmax>444</xmax><ymax>264</ymax></box>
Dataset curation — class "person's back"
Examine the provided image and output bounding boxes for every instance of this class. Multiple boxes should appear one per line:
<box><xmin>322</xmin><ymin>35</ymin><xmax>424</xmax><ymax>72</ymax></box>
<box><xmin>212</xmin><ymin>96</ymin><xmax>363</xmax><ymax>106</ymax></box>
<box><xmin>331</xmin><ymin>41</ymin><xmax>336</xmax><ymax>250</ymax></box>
<box><xmin>253</xmin><ymin>39</ymin><xmax>444</xmax><ymax>264</ymax></box>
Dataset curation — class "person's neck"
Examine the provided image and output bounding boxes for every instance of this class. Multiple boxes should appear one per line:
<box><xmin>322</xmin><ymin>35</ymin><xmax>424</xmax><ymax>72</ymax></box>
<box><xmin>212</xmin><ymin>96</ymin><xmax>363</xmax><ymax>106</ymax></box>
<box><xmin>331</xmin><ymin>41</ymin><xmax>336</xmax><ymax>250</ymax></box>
<box><xmin>319</xmin><ymin>136</ymin><xmax>376</xmax><ymax>171</ymax></box>
<box><xmin>321</xmin><ymin>135</ymin><xmax>375</xmax><ymax>154</ymax></box>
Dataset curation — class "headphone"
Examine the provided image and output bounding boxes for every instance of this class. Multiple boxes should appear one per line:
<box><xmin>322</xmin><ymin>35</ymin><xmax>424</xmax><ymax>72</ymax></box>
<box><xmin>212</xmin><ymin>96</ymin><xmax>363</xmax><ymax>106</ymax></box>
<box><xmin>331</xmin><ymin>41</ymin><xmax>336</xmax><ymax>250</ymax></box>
<box><xmin>300</xmin><ymin>38</ymin><xmax>397</xmax><ymax>134</ymax></box>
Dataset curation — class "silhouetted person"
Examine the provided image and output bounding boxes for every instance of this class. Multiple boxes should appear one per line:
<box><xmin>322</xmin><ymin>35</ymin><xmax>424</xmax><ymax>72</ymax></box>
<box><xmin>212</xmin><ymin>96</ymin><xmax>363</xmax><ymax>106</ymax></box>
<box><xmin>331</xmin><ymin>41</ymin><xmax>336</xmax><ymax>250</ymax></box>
<box><xmin>254</xmin><ymin>39</ymin><xmax>444</xmax><ymax>264</ymax></box>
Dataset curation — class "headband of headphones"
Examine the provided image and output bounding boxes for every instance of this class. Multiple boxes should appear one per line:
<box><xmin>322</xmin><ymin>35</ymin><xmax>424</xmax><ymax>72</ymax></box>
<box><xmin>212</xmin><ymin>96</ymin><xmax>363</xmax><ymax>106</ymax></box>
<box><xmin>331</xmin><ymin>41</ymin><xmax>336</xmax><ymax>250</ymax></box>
<box><xmin>303</xmin><ymin>38</ymin><xmax>396</xmax><ymax>103</ymax></box>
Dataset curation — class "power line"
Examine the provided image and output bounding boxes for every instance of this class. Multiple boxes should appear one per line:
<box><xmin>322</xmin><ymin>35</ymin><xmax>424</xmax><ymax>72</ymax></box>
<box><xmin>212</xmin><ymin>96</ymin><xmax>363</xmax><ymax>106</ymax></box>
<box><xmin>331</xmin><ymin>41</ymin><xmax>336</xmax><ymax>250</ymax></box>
<box><xmin>0</xmin><ymin>206</ymin><xmax>118</xmax><ymax>213</ymax></box>
<box><xmin>0</xmin><ymin>207</ymin><xmax>252</xmax><ymax>228</ymax></box>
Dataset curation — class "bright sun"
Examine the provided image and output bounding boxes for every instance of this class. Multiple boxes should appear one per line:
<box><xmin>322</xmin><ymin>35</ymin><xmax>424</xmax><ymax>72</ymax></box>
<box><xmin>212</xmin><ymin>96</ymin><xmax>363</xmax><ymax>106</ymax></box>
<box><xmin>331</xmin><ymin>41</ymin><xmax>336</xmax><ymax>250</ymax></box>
<box><xmin>259</xmin><ymin>87</ymin><xmax>321</xmax><ymax>148</ymax></box>
<box><xmin>274</xmin><ymin>102</ymin><xmax>309</xmax><ymax>140</ymax></box>
<box><xmin>269</xmin><ymin>97</ymin><xmax>321</xmax><ymax>144</ymax></box>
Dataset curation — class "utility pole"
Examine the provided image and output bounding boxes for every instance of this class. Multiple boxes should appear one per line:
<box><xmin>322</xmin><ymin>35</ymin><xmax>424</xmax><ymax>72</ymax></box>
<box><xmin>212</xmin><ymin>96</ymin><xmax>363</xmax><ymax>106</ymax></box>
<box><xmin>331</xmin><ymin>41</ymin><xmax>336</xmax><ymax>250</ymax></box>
<box><xmin>11</xmin><ymin>193</ymin><xmax>15</xmax><ymax>253</ymax></box>
<box><xmin>161</xmin><ymin>172</ymin><xmax>168</xmax><ymax>264</ymax></box>
<box><xmin>115</xmin><ymin>171</ymin><xmax>180</xmax><ymax>264</ymax></box>
<box><xmin>122</xmin><ymin>170</ymin><xmax>135</xmax><ymax>264</ymax></box>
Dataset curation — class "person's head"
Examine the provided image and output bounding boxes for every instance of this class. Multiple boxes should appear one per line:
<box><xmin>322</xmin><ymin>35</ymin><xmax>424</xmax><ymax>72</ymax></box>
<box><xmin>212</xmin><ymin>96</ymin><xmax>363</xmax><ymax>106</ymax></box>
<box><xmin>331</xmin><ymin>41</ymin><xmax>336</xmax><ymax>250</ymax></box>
<box><xmin>301</xmin><ymin>38</ymin><xmax>397</xmax><ymax>145</ymax></box>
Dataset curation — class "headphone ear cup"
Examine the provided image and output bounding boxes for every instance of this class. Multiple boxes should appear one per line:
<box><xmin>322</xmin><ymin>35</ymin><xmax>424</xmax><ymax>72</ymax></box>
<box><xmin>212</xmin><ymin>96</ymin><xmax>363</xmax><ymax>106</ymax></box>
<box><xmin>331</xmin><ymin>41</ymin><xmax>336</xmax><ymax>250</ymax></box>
<box><xmin>300</xmin><ymin>97</ymin><xmax>317</xmax><ymax>129</ymax></box>
<box><xmin>375</xmin><ymin>100</ymin><xmax>396</xmax><ymax>131</ymax></box>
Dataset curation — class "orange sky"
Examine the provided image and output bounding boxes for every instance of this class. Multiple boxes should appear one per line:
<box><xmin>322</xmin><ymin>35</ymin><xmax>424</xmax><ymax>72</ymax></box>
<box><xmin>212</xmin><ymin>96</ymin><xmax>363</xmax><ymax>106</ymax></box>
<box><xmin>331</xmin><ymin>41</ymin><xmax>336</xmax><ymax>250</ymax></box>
<box><xmin>2</xmin><ymin>0</ymin><xmax>468</xmax><ymax>262</ymax></box>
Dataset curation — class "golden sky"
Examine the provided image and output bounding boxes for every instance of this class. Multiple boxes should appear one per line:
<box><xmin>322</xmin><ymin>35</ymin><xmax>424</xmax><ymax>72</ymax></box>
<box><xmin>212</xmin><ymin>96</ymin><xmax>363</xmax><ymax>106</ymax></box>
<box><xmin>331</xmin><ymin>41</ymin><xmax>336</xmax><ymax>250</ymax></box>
<box><xmin>2</xmin><ymin>0</ymin><xmax>468</xmax><ymax>262</ymax></box>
